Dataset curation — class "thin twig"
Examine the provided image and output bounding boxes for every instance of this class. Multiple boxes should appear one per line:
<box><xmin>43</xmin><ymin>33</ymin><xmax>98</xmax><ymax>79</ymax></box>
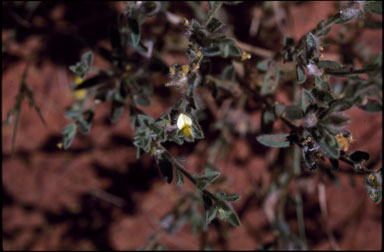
<box><xmin>234</xmin><ymin>39</ymin><xmax>274</xmax><ymax>58</ymax></box>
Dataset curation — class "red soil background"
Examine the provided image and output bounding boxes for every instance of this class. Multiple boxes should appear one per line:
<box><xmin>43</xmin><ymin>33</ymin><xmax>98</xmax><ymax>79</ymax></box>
<box><xmin>2</xmin><ymin>1</ymin><xmax>382</xmax><ymax>250</ymax></box>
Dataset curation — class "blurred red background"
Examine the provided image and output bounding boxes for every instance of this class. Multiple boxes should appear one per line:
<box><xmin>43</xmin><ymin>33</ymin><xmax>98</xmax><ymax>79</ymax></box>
<box><xmin>2</xmin><ymin>1</ymin><xmax>382</xmax><ymax>250</ymax></box>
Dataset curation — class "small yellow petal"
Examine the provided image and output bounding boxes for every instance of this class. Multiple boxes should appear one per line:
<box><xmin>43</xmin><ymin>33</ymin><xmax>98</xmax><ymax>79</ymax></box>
<box><xmin>74</xmin><ymin>75</ymin><xmax>86</xmax><ymax>100</ymax></box>
<box><xmin>182</xmin><ymin>126</ymin><xmax>193</xmax><ymax>140</ymax></box>
<box><xmin>183</xmin><ymin>18</ymin><xmax>189</xmax><ymax>26</ymax></box>
<box><xmin>336</xmin><ymin>133</ymin><xmax>350</xmax><ymax>152</ymax></box>
<box><xmin>75</xmin><ymin>76</ymin><xmax>83</xmax><ymax>85</ymax></box>
<box><xmin>57</xmin><ymin>142</ymin><xmax>63</xmax><ymax>149</ymax></box>
<box><xmin>241</xmin><ymin>51</ymin><xmax>251</xmax><ymax>61</ymax></box>
<box><xmin>181</xmin><ymin>64</ymin><xmax>190</xmax><ymax>74</ymax></box>
<box><xmin>169</xmin><ymin>67</ymin><xmax>175</xmax><ymax>75</ymax></box>
<box><xmin>368</xmin><ymin>174</ymin><xmax>375</xmax><ymax>181</ymax></box>
<box><xmin>75</xmin><ymin>89</ymin><xmax>87</xmax><ymax>100</ymax></box>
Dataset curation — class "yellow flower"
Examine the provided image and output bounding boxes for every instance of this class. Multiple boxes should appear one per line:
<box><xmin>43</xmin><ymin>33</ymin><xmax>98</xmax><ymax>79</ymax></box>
<box><xmin>74</xmin><ymin>76</ymin><xmax>86</xmax><ymax>100</ymax></box>
<box><xmin>57</xmin><ymin>142</ymin><xmax>63</xmax><ymax>149</ymax></box>
<box><xmin>183</xmin><ymin>18</ymin><xmax>189</xmax><ymax>26</ymax></box>
<box><xmin>368</xmin><ymin>174</ymin><xmax>375</xmax><ymax>181</ymax></box>
<box><xmin>181</xmin><ymin>64</ymin><xmax>190</xmax><ymax>74</ymax></box>
<box><xmin>196</xmin><ymin>50</ymin><xmax>202</xmax><ymax>57</ymax></box>
<box><xmin>177</xmin><ymin>113</ymin><xmax>193</xmax><ymax>140</ymax></box>
<box><xmin>241</xmin><ymin>51</ymin><xmax>251</xmax><ymax>61</ymax></box>
<box><xmin>192</xmin><ymin>63</ymin><xmax>200</xmax><ymax>72</ymax></box>
<box><xmin>169</xmin><ymin>66</ymin><xmax>175</xmax><ymax>75</ymax></box>
<box><xmin>336</xmin><ymin>132</ymin><xmax>354</xmax><ymax>152</ymax></box>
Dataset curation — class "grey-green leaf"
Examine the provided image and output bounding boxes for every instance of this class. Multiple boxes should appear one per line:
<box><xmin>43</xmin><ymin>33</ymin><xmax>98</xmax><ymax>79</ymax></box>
<box><xmin>74</xmin><ymin>74</ymin><xmax>111</xmax><ymax>90</ymax></box>
<box><xmin>348</xmin><ymin>150</ymin><xmax>370</xmax><ymax>163</ymax></box>
<box><xmin>301</xmin><ymin>88</ymin><xmax>316</xmax><ymax>113</ymax></box>
<box><xmin>285</xmin><ymin>105</ymin><xmax>304</xmax><ymax>120</ymax></box>
<box><xmin>205</xmin><ymin>205</ymin><xmax>217</xmax><ymax>225</ymax></box>
<box><xmin>357</xmin><ymin>99</ymin><xmax>382</xmax><ymax>113</ymax></box>
<box><xmin>128</xmin><ymin>18</ymin><xmax>140</xmax><ymax>47</ymax></box>
<box><xmin>207</xmin><ymin>17</ymin><xmax>224</xmax><ymax>33</ymax></box>
<box><xmin>62</xmin><ymin>123</ymin><xmax>77</xmax><ymax>149</ymax></box>
<box><xmin>364</xmin><ymin>1</ymin><xmax>382</xmax><ymax>15</ymax></box>
<box><xmin>157</xmin><ymin>156</ymin><xmax>173</xmax><ymax>184</ymax></box>
<box><xmin>296</xmin><ymin>64</ymin><xmax>306</xmax><ymax>84</ymax></box>
<box><xmin>227</xmin><ymin>210</ymin><xmax>241</xmax><ymax>227</ymax></box>
<box><xmin>175</xmin><ymin>168</ymin><xmax>184</xmax><ymax>186</ymax></box>
<box><xmin>216</xmin><ymin>192</ymin><xmax>241</xmax><ymax>202</ymax></box>
<box><xmin>318</xmin><ymin>134</ymin><xmax>340</xmax><ymax>159</ymax></box>
<box><xmin>256</xmin><ymin>134</ymin><xmax>291</xmax><ymax>148</ymax></box>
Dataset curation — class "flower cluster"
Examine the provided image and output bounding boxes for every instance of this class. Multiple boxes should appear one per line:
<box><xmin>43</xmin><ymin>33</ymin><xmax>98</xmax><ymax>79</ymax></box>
<box><xmin>335</xmin><ymin>131</ymin><xmax>355</xmax><ymax>152</ymax></box>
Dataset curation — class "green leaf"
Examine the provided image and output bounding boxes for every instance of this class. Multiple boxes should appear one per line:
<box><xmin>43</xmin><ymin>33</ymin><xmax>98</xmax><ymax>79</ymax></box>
<box><xmin>357</xmin><ymin>99</ymin><xmax>382</xmax><ymax>113</ymax></box>
<box><xmin>81</xmin><ymin>51</ymin><xmax>94</xmax><ymax>71</ymax></box>
<box><xmin>204</xmin><ymin>164</ymin><xmax>221</xmax><ymax>183</ymax></box>
<box><xmin>317</xmin><ymin>133</ymin><xmax>340</xmax><ymax>159</ymax></box>
<box><xmin>202</xmin><ymin>193</ymin><xmax>214</xmax><ymax>209</ymax></box>
<box><xmin>128</xmin><ymin>18</ymin><xmax>140</xmax><ymax>47</ymax></box>
<box><xmin>62</xmin><ymin>123</ymin><xmax>77</xmax><ymax>149</ymax></box>
<box><xmin>141</xmin><ymin>1</ymin><xmax>162</xmax><ymax>16</ymax></box>
<box><xmin>302</xmin><ymin>147</ymin><xmax>317</xmax><ymax>170</ymax></box>
<box><xmin>285</xmin><ymin>105</ymin><xmax>304</xmax><ymax>120</ymax></box>
<box><xmin>256</xmin><ymin>133</ymin><xmax>291</xmax><ymax>148</ymax></box>
<box><xmin>221</xmin><ymin>64</ymin><xmax>236</xmax><ymax>81</ymax></box>
<box><xmin>196</xmin><ymin>177</ymin><xmax>211</xmax><ymax>190</ymax></box>
<box><xmin>305</xmin><ymin>32</ymin><xmax>319</xmax><ymax>62</ymax></box>
<box><xmin>69</xmin><ymin>51</ymin><xmax>94</xmax><ymax>78</ymax></box>
<box><xmin>364</xmin><ymin>1</ymin><xmax>382</xmax><ymax>15</ymax></box>
<box><xmin>175</xmin><ymin>168</ymin><xmax>184</xmax><ymax>186</ymax></box>
<box><xmin>301</xmin><ymin>88</ymin><xmax>316</xmax><ymax>113</ymax></box>
<box><xmin>111</xmin><ymin>103</ymin><xmax>125</xmax><ymax>123</ymax></box>
<box><xmin>296</xmin><ymin>64</ymin><xmax>306</xmax><ymax>84</ymax></box>
<box><xmin>311</xmin><ymin>88</ymin><xmax>334</xmax><ymax>108</ymax></box>
<box><xmin>137</xmin><ymin>114</ymin><xmax>155</xmax><ymax>127</ymax></box>
<box><xmin>273</xmin><ymin>103</ymin><xmax>286</xmax><ymax>118</ymax></box>
<box><xmin>205</xmin><ymin>204</ymin><xmax>217</xmax><ymax>225</ymax></box>
<box><xmin>135</xmin><ymin>94</ymin><xmax>151</xmax><ymax>106</ymax></box>
<box><xmin>216</xmin><ymin>200</ymin><xmax>241</xmax><ymax>227</ymax></box>
<box><xmin>74</xmin><ymin>74</ymin><xmax>111</xmax><ymax>90</ymax></box>
<box><xmin>348</xmin><ymin>151</ymin><xmax>370</xmax><ymax>163</ymax></box>
<box><xmin>316</xmin><ymin>25</ymin><xmax>332</xmax><ymax>38</ymax></box>
<box><xmin>261</xmin><ymin>109</ymin><xmax>275</xmax><ymax>133</ymax></box>
<box><xmin>261</xmin><ymin>65</ymin><xmax>280</xmax><ymax>96</ymax></box>
<box><xmin>314</xmin><ymin>76</ymin><xmax>329</xmax><ymax>91</ymax></box>
<box><xmin>220</xmin><ymin>39</ymin><xmax>241</xmax><ymax>58</ymax></box>
<box><xmin>321</xmin><ymin>112</ymin><xmax>350</xmax><ymax>134</ymax></box>
<box><xmin>207</xmin><ymin>17</ymin><xmax>223</xmax><ymax>33</ymax></box>
<box><xmin>256</xmin><ymin>59</ymin><xmax>271</xmax><ymax>71</ymax></box>
<box><xmin>317</xmin><ymin>60</ymin><xmax>343</xmax><ymax>70</ymax></box>
<box><xmin>76</xmin><ymin>111</ymin><xmax>94</xmax><ymax>134</ymax></box>
<box><xmin>215</xmin><ymin>192</ymin><xmax>241</xmax><ymax>202</ymax></box>
<box><xmin>227</xmin><ymin>210</ymin><xmax>241</xmax><ymax>227</ymax></box>
<box><xmin>201</xmin><ymin>46</ymin><xmax>221</xmax><ymax>56</ymax></box>
<box><xmin>157</xmin><ymin>155</ymin><xmax>173</xmax><ymax>184</ymax></box>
